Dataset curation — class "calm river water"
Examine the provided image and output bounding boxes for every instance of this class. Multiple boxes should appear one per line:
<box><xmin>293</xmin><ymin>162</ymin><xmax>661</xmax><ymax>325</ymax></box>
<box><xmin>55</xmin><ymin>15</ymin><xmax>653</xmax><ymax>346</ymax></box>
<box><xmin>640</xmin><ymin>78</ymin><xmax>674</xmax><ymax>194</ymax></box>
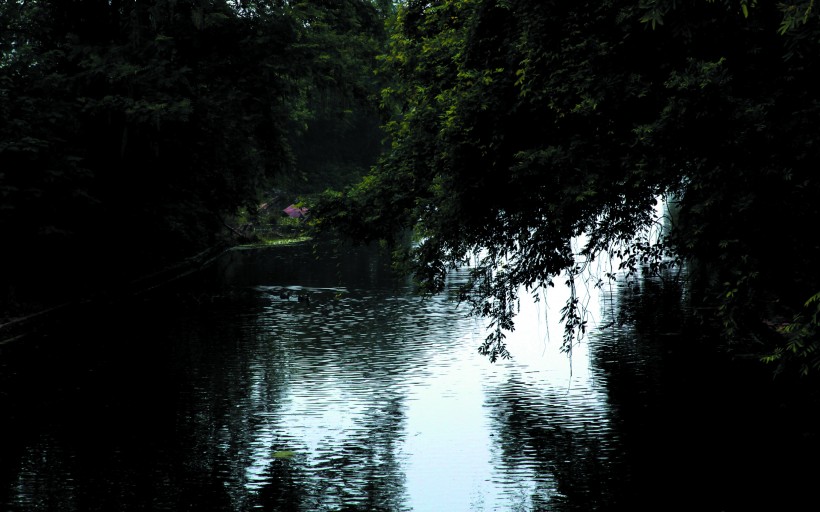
<box><xmin>1</xmin><ymin>242</ymin><xmax>818</xmax><ymax>511</ymax></box>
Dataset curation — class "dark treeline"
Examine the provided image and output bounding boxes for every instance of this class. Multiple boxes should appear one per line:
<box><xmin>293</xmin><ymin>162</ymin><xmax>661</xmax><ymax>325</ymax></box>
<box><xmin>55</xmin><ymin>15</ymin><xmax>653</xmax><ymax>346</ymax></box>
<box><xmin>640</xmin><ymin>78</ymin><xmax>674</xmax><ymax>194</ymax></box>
<box><xmin>1</xmin><ymin>0</ymin><xmax>390</xmax><ymax>315</ymax></box>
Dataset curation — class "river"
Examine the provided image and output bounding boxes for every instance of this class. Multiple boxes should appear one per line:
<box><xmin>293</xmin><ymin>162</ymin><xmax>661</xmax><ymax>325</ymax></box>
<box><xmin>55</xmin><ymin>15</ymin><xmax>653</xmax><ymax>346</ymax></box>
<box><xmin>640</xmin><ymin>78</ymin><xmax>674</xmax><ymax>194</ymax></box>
<box><xmin>1</xmin><ymin>242</ymin><xmax>818</xmax><ymax>511</ymax></box>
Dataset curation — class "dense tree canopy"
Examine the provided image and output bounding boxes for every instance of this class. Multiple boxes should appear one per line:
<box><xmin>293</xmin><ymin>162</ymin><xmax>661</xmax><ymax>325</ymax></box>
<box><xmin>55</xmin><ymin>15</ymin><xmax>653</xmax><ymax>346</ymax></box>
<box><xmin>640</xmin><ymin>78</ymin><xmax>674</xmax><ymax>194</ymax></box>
<box><xmin>4</xmin><ymin>0</ymin><xmax>819</xmax><ymax>374</ymax></box>
<box><xmin>316</xmin><ymin>0</ymin><xmax>820</xmax><ymax>371</ymax></box>
<box><xmin>1</xmin><ymin>0</ymin><xmax>388</xmax><ymax>312</ymax></box>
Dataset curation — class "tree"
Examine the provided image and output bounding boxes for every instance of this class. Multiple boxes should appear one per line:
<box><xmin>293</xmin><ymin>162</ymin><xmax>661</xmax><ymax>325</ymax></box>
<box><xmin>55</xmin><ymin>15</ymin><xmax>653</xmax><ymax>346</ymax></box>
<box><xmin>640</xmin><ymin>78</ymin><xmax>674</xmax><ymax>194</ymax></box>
<box><xmin>0</xmin><ymin>0</ymin><xmax>390</xmax><ymax>313</ymax></box>
<box><xmin>316</xmin><ymin>0</ymin><xmax>820</xmax><ymax>369</ymax></box>
<box><xmin>282</xmin><ymin>0</ymin><xmax>393</xmax><ymax>193</ymax></box>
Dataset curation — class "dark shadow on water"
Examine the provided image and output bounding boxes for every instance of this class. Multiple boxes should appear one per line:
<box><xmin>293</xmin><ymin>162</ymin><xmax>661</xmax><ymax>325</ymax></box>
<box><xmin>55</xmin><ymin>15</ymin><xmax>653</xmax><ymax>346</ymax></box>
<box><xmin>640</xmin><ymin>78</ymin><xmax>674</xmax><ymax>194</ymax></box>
<box><xmin>0</xmin><ymin>242</ymin><xmax>420</xmax><ymax>512</ymax></box>
<box><xmin>485</xmin><ymin>379</ymin><xmax>630</xmax><ymax>511</ymax></box>
<box><xmin>591</xmin><ymin>268</ymin><xmax>820</xmax><ymax>511</ymax></box>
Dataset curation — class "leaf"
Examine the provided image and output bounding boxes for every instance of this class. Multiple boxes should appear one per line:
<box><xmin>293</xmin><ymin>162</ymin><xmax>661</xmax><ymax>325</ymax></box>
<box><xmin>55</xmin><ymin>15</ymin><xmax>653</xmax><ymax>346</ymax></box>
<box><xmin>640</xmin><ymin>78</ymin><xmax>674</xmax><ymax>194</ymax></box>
<box><xmin>805</xmin><ymin>290</ymin><xmax>820</xmax><ymax>308</ymax></box>
<box><xmin>273</xmin><ymin>450</ymin><xmax>297</xmax><ymax>459</ymax></box>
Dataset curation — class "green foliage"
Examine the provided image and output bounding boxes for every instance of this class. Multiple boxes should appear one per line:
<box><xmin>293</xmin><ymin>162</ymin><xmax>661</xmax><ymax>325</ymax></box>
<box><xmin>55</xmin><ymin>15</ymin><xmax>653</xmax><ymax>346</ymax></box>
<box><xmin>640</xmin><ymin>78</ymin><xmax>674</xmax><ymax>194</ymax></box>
<box><xmin>1</xmin><ymin>0</ymin><xmax>390</xmax><ymax>312</ymax></box>
<box><xmin>316</xmin><ymin>0</ymin><xmax>820</xmax><ymax>369</ymax></box>
<box><xmin>762</xmin><ymin>291</ymin><xmax>820</xmax><ymax>376</ymax></box>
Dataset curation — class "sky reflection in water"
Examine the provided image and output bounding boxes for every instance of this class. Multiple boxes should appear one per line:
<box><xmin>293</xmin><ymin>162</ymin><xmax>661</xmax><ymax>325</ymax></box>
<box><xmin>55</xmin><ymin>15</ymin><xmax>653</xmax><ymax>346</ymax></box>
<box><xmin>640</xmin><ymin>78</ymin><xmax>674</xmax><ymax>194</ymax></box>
<box><xmin>0</xmin><ymin>242</ymin><xmax>724</xmax><ymax>511</ymax></box>
<box><xmin>200</xmin><ymin>245</ymin><xmax>619</xmax><ymax>511</ymax></box>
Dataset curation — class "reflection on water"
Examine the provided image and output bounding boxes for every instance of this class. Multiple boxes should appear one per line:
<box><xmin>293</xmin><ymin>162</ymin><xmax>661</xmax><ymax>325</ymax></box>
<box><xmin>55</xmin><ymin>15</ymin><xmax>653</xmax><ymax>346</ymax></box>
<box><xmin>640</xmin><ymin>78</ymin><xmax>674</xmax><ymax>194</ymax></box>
<box><xmin>1</xmin><ymin>243</ymin><xmax>819</xmax><ymax>511</ymax></box>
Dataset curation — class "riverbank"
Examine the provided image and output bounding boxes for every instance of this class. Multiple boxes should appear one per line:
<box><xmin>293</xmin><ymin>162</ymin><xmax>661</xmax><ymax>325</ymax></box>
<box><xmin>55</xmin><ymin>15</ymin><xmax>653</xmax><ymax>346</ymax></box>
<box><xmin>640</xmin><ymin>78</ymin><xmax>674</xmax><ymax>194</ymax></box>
<box><xmin>0</xmin><ymin>244</ymin><xmax>233</xmax><ymax>345</ymax></box>
<box><xmin>0</xmin><ymin>231</ymin><xmax>324</xmax><ymax>346</ymax></box>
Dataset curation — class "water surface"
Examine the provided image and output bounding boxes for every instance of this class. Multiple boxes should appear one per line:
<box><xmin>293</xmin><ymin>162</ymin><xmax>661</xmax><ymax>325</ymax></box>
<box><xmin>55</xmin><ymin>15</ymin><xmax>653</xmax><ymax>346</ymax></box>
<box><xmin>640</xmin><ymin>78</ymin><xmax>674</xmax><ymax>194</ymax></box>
<box><xmin>1</xmin><ymin>243</ymin><xmax>817</xmax><ymax>511</ymax></box>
